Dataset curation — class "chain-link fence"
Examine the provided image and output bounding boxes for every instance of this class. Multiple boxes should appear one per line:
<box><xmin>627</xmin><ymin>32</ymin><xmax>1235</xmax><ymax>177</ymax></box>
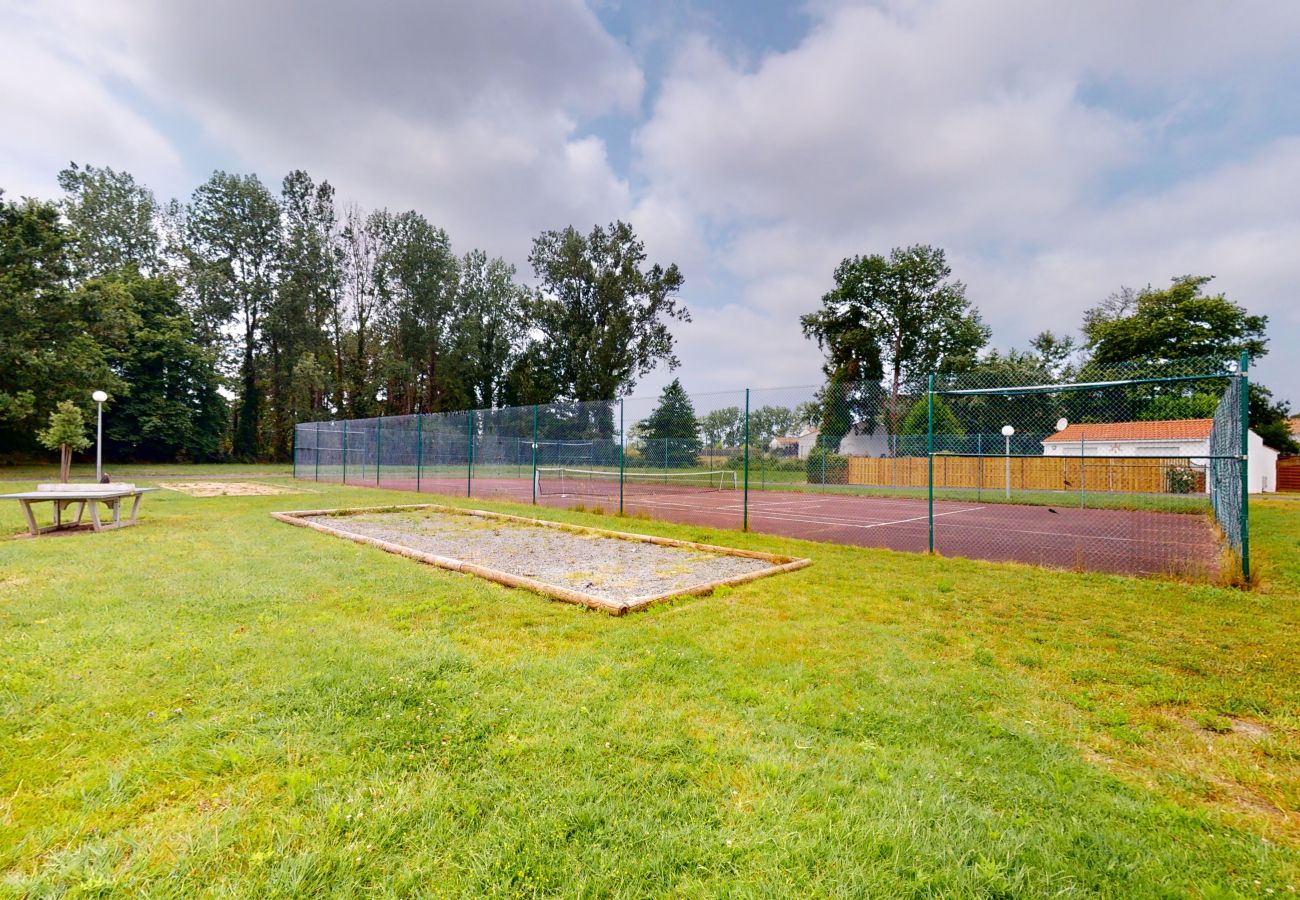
<box><xmin>294</xmin><ymin>354</ymin><xmax>1251</xmax><ymax>581</ymax></box>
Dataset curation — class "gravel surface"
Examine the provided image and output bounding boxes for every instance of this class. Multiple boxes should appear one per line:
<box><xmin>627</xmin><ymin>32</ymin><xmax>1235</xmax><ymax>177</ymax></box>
<box><xmin>323</xmin><ymin>509</ymin><xmax>776</xmax><ymax>604</ymax></box>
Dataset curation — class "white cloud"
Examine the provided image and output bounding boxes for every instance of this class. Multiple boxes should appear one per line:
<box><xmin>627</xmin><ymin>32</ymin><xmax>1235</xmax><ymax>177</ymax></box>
<box><xmin>631</xmin><ymin>0</ymin><xmax>1300</xmax><ymax>400</ymax></box>
<box><xmin>20</xmin><ymin>0</ymin><xmax>643</xmax><ymax>267</ymax></box>
<box><xmin>0</xmin><ymin>5</ymin><xmax>183</xmax><ymax>200</ymax></box>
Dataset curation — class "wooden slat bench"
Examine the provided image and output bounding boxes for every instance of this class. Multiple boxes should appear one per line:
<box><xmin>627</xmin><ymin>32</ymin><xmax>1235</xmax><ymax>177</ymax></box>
<box><xmin>0</xmin><ymin>483</ymin><xmax>158</xmax><ymax>536</ymax></box>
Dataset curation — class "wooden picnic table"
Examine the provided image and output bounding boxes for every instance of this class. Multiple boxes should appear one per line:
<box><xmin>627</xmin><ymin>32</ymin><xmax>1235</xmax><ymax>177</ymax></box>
<box><xmin>0</xmin><ymin>483</ymin><xmax>158</xmax><ymax>536</ymax></box>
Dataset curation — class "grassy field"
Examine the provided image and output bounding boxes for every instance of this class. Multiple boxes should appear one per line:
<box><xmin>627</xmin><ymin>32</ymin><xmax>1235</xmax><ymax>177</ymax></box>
<box><xmin>0</xmin><ymin>462</ymin><xmax>293</xmax><ymax>481</ymax></box>
<box><xmin>2</xmin><ymin>471</ymin><xmax>1298</xmax><ymax>895</ymax></box>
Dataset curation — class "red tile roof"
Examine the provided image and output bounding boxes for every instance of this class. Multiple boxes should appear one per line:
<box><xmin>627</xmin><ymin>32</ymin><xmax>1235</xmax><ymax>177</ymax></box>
<box><xmin>1043</xmin><ymin>419</ymin><xmax>1213</xmax><ymax>443</ymax></box>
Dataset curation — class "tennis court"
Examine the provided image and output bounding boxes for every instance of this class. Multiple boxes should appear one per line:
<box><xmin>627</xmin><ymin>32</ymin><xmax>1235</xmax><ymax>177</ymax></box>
<box><xmin>359</xmin><ymin>471</ymin><xmax>1220</xmax><ymax>578</ymax></box>
<box><xmin>295</xmin><ymin>357</ymin><xmax>1247</xmax><ymax>582</ymax></box>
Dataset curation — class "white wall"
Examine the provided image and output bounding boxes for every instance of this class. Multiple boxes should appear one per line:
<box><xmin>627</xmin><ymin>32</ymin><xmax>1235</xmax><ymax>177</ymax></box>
<box><xmin>839</xmin><ymin>429</ymin><xmax>891</xmax><ymax>458</ymax></box>
<box><xmin>1043</xmin><ymin>438</ymin><xmax>1208</xmax><ymax>458</ymax></box>
<box><xmin>1248</xmin><ymin>430</ymin><xmax>1278</xmax><ymax>493</ymax></box>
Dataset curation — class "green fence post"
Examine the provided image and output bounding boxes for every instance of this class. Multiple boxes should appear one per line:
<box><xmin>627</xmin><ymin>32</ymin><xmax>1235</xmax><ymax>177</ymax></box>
<box><xmin>342</xmin><ymin>424</ymin><xmax>348</xmax><ymax>484</ymax></box>
<box><xmin>927</xmin><ymin>374</ymin><xmax>935</xmax><ymax>554</ymax></box>
<box><xmin>618</xmin><ymin>399</ymin><xmax>625</xmax><ymax>516</ymax></box>
<box><xmin>314</xmin><ymin>422</ymin><xmax>320</xmax><ymax>482</ymax></box>
<box><xmin>375</xmin><ymin>415</ymin><xmax>383</xmax><ymax>485</ymax></box>
<box><xmin>416</xmin><ymin>414</ymin><xmax>423</xmax><ymax>492</ymax></box>
<box><xmin>467</xmin><ymin>410</ymin><xmax>474</xmax><ymax>498</ymax></box>
<box><xmin>743</xmin><ymin>388</ymin><xmax>750</xmax><ymax>532</ymax></box>
<box><xmin>1239</xmin><ymin>351</ymin><xmax>1251</xmax><ymax>580</ymax></box>
<box><xmin>532</xmin><ymin>404</ymin><xmax>539</xmax><ymax>505</ymax></box>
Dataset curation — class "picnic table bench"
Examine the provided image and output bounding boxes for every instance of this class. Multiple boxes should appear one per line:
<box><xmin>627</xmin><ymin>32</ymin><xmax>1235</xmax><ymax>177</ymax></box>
<box><xmin>0</xmin><ymin>483</ymin><xmax>158</xmax><ymax>536</ymax></box>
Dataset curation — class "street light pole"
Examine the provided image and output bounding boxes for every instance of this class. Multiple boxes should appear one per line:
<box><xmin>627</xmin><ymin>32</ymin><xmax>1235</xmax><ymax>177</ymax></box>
<box><xmin>1001</xmin><ymin>424</ymin><xmax>1015</xmax><ymax>499</ymax></box>
<box><xmin>92</xmin><ymin>390</ymin><xmax>108</xmax><ymax>482</ymax></box>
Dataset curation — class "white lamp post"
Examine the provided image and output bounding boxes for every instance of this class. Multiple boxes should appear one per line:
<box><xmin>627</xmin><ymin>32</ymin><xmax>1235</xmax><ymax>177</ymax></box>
<box><xmin>1001</xmin><ymin>424</ymin><xmax>1015</xmax><ymax>499</ymax></box>
<box><xmin>92</xmin><ymin>390</ymin><xmax>108</xmax><ymax>482</ymax></box>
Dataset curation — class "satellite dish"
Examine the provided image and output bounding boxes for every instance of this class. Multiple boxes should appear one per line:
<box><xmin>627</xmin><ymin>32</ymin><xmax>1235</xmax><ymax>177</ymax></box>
<box><xmin>1056</xmin><ymin>418</ymin><xmax>1069</xmax><ymax>432</ymax></box>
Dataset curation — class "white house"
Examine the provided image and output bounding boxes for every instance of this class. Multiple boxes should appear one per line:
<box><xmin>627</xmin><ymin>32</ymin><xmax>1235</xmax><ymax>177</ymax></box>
<box><xmin>795</xmin><ymin>427</ymin><xmax>819</xmax><ymax>459</ymax></box>
<box><xmin>839</xmin><ymin>426</ymin><xmax>891</xmax><ymax>458</ymax></box>
<box><xmin>1042</xmin><ymin>418</ymin><xmax>1278</xmax><ymax>493</ymax></box>
<box><xmin>774</xmin><ymin>424</ymin><xmax>893</xmax><ymax>459</ymax></box>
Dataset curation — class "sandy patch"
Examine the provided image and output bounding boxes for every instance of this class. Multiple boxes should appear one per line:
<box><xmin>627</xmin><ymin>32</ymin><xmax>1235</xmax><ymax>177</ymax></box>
<box><xmin>165</xmin><ymin>481</ymin><xmax>300</xmax><ymax>497</ymax></box>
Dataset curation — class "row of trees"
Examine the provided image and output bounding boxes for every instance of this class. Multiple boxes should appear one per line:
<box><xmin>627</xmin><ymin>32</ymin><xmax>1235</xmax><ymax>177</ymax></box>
<box><xmin>1</xmin><ymin>165</ymin><xmax>687</xmax><ymax>462</ymax></box>
<box><xmin>801</xmin><ymin>246</ymin><xmax>1296</xmax><ymax>453</ymax></box>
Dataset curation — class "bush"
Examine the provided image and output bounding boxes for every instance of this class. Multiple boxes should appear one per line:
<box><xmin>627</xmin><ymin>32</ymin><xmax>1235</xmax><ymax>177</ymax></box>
<box><xmin>1166</xmin><ymin>464</ymin><xmax>1198</xmax><ymax>494</ymax></box>
<box><xmin>806</xmin><ymin>446</ymin><xmax>848</xmax><ymax>485</ymax></box>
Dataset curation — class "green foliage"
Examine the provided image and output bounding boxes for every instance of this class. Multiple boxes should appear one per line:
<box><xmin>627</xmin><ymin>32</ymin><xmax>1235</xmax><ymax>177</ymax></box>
<box><xmin>636</xmin><ymin>379</ymin><xmax>701</xmax><ymax>466</ymax></box>
<box><xmin>37</xmin><ymin>400</ymin><xmax>91</xmax><ymax>453</ymax></box>
<box><xmin>1137</xmin><ymin>393</ymin><xmax>1219</xmax><ymax>422</ymax></box>
<box><xmin>527</xmin><ymin>221</ymin><xmax>688</xmax><ymax>402</ymax></box>
<box><xmin>453</xmin><ymin>250</ymin><xmax>529</xmax><ymax>410</ymax></box>
<box><xmin>1249</xmin><ymin>384</ymin><xmax>1299</xmax><ymax>454</ymax></box>
<box><xmin>805</xmin><ymin>445</ymin><xmax>848</xmax><ymax>484</ymax></box>
<box><xmin>1083</xmin><ymin>276</ymin><xmax>1268</xmax><ymax>365</ymax></box>
<box><xmin>1166</xmin><ymin>464</ymin><xmax>1198</xmax><ymax>495</ymax></box>
<box><xmin>802</xmin><ymin>244</ymin><xmax>989</xmax><ymax>426</ymax></box>
<box><xmin>747</xmin><ymin>405</ymin><xmax>799</xmax><ymax>448</ymax></box>
<box><xmin>898</xmin><ymin>395</ymin><xmax>965</xmax><ymax>437</ymax></box>
<box><xmin>698</xmin><ymin>406</ymin><xmax>743</xmax><ymax>448</ymax></box>
<box><xmin>180</xmin><ymin>171</ymin><xmax>282</xmax><ymax>460</ymax></box>
<box><xmin>58</xmin><ymin>163</ymin><xmax>160</xmax><ymax>278</ymax></box>
<box><xmin>0</xmin><ymin>194</ymin><xmax>127</xmax><ymax>453</ymax></box>
<box><xmin>90</xmin><ymin>273</ymin><xmax>228</xmax><ymax>462</ymax></box>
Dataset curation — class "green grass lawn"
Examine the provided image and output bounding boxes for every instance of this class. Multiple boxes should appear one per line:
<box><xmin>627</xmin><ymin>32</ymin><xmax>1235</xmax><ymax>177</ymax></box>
<box><xmin>2</xmin><ymin>471</ymin><xmax>1298</xmax><ymax>896</ymax></box>
<box><xmin>0</xmin><ymin>461</ymin><xmax>293</xmax><ymax>481</ymax></box>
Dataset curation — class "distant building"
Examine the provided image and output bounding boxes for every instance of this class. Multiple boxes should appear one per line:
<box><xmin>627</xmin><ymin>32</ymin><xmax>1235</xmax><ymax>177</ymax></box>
<box><xmin>1288</xmin><ymin>417</ymin><xmax>1300</xmax><ymax>445</ymax></box>
<box><xmin>768</xmin><ymin>435</ymin><xmax>800</xmax><ymax>458</ymax></box>
<box><xmin>1042</xmin><ymin>418</ymin><xmax>1278</xmax><ymax>493</ymax></box>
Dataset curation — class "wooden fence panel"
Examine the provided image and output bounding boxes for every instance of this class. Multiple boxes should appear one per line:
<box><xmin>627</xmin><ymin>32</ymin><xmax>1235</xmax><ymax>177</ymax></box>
<box><xmin>845</xmin><ymin>455</ymin><xmax>1206</xmax><ymax>494</ymax></box>
<box><xmin>1279</xmin><ymin>457</ymin><xmax>1300</xmax><ymax>493</ymax></box>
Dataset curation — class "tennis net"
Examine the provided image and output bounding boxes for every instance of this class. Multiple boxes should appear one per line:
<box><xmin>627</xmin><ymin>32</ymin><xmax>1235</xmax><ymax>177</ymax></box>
<box><xmin>536</xmin><ymin>466</ymin><xmax>739</xmax><ymax>497</ymax></box>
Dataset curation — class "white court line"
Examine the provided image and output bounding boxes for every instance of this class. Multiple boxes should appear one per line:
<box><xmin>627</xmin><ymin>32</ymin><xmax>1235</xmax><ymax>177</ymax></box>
<box><xmin>747</xmin><ymin>505</ymin><xmax>986</xmax><ymax>531</ymax></box>
<box><xmin>627</xmin><ymin>495</ymin><xmax>986</xmax><ymax>532</ymax></box>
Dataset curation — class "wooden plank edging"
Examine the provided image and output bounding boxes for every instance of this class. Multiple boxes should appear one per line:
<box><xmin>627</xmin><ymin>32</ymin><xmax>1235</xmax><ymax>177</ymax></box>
<box><xmin>270</xmin><ymin>503</ymin><xmax>811</xmax><ymax>616</ymax></box>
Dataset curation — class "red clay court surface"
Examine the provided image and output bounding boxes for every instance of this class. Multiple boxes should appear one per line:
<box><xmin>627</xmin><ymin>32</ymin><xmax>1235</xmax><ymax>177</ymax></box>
<box><xmin>312</xmin><ymin>475</ymin><xmax>1222</xmax><ymax>579</ymax></box>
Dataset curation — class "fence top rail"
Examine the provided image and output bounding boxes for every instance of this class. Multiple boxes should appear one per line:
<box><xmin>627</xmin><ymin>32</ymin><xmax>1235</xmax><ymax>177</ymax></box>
<box><xmin>934</xmin><ymin>371</ymin><xmax>1233</xmax><ymax>397</ymax></box>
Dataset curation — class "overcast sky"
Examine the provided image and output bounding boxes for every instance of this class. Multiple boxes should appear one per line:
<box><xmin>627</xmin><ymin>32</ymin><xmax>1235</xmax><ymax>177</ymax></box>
<box><xmin>4</xmin><ymin>0</ymin><xmax>1298</xmax><ymax>403</ymax></box>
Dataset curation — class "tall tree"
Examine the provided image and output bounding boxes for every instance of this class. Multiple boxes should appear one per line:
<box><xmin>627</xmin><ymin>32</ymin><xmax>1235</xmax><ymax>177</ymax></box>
<box><xmin>802</xmin><ymin>244</ymin><xmax>989</xmax><ymax>430</ymax></box>
<box><xmin>527</xmin><ymin>221</ymin><xmax>688</xmax><ymax>403</ymax></box>
<box><xmin>338</xmin><ymin>205</ymin><xmax>385</xmax><ymax>417</ymax></box>
<box><xmin>635</xmin><ymin>378</ymin><xmax>701</xmax><ymax>468</ymax></box>
<box><xmin>454</xmin><ymin>250</ymin><xmax>528</xmax><ymax>410</ymax></box>
<box><xmin>57</xmin><ymin>163</ymin><xmax>161</xmax><ymax>278</ymax></box>
<box><xmin>698</xmin><ymin>406</ymin><xmax>743</xmax><ymax>448</ymax></box>
<box><xmin>0</xmin><ymin>193</ymin><xmax>126</xmax><ymax>452</ymax></box>
<box><xmin>269</xmin><ymin>170</ymin><xmax>340</xmax><ymax>454</ymax></box>
<box><xmin>373</xmin><ymin>210</ymin><xmax>461</xmax><ymax>414</ymax></box>
<box><xmin>180</xmin><ymin>172</ymin><xmax>281</xmax><ymax>459</ymax></box>
<box><xmin>748</xmin><ymin>405</ymin><xmax>799</xmax><ymax>448</ymax></box>
<box><xmin>84</xmin><ymin>272</ymin><xmax>228</xmax><ymax>461</ymax></box>
<box><xmin>1082</xmin><ymin>275</ymin><xmax>1267</xmax><ymax>366</ymax></box>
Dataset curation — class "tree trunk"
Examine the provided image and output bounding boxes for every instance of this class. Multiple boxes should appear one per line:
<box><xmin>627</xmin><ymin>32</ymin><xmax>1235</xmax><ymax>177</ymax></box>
<box><xmin>60</xmin><ymin>444</ymin><xmax>71</xmax><ymax>483</ymax></box>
